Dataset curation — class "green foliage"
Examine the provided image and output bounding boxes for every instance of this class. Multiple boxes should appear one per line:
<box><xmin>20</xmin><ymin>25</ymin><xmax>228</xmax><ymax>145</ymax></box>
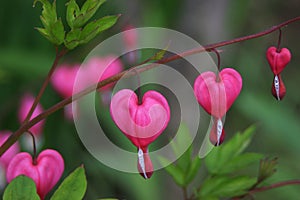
<box><xmin>257</xmin><ymin>157</ymin><xmax>278</xmax><ymax>184</ymax></box>
<box><xmin>204</xmin><ymin>125</ymin><xmax>263</xmax><ymax>175</ymax></box>
<box><xmin>50</xmin><ymin>166</ymin><xmax>87</xmax><ymax>200</ymax></box>
<box><xmin>34</xmin><ymin>0</ymin><xmax>120</xmax><ymax>49</ymax></box>
<box><xmin>3</xmin><ymin>176</ymin><xmax>40</xmax><ymax>200</ymax></box>
<box><xmin>34</xmin><ymin>0</ymin><xmax>65</xmax><ymax>45</ymax></box>
<box><xmin>159</xmin><ymin>123</ymin><xmax>201</xmax><ymax>187</ymax></box>
<box><xmin>199</xmin><ymin>176</ymin><xmax>257</xmax><ymax>199</ymax></box>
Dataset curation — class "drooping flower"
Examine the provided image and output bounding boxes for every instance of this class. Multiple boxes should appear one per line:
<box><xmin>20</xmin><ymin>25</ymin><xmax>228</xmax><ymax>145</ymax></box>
<box><xmin>18</xmin><ymin>93</ymin><xmax>44</xmax><ymax>136</ymax></box>
<box><xmin>266</xmin><ymin>46</ymin><xmax>291</xmax><ymax>101</ymax></box>
<box><xmin>6</xmin><ymin>149</ymin><xmax>64</xmax><ymax>200</ymax></box>
<box><xmin>194</xmin><ymin>68</ymin><xmax>242</xmax><ymax>146</ymax></box>
<box><xmin>110</xmin><ymin>89</ymin><xmax>170</xmax><ymax>178</ymax></box>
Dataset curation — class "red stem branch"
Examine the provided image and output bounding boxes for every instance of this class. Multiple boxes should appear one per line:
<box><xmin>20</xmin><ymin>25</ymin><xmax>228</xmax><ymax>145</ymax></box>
<box><xmin>1</xmin><ymin>16</ymin><xmax>300</xmax><ymax>156</ymax></box>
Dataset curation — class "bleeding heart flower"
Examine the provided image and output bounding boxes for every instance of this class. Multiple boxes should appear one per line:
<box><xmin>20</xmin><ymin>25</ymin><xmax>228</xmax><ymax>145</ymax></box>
<box><xmin>194</xmin><ymin>68</ymin><xmax>242</xmax><ymax>146</ymax></box>
<box><xmin>18</xmin><ymin>94</ymin><xmax>44</xmax><ymax>136</ymax></box>
<box><xmin>0</xmin><ymin>131</ymin><xmax>20</xmax><ymax>170</ymax></box>
<box><xmin>266</xmin><ymin>46</ymin><xmax>291</xmax><ymax>75</ymax></box>
<box><xmin>272</xmin><ymin>74</ymin><xmax>286</xmax><ymax>101</ymax></box>
<box><xmin>110</xmin><ymin>89</ymin><xmax>170</xmax><ymax>179</ymax></box>
<box><xmin>6</xmin><ymin>149</ymin><xmax>64</xmax><ymax>200</ymax></box>
<box><xmin>194</xmin><ymin>68</ymin><xmax>242</xmax><ymax>118</ymax></box>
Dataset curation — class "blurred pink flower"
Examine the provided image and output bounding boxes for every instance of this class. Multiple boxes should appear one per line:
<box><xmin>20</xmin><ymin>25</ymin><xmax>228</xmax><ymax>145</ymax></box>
<box><xmin>0</xmin><ymin>131</ymin><xmax>20</xmax><ymax>170</ymax></box>
<box><xmin>82</xmin><ymin>55</ymin><xmax>123</xmax><ymax>90</ymax></box>
<box><xmin>6</xmin><ymin>149</ymin><xmax>64</xmax><ymax>200</ymax></box>
<box><xmin>51</xmin><ymin>64</ymin><xmax>80</xmax><ymax>98</ymax></box>
<box><xmin>18</xmin><ymin>94</ymin><xmax>44</xmax><ymax>136</ymax></box>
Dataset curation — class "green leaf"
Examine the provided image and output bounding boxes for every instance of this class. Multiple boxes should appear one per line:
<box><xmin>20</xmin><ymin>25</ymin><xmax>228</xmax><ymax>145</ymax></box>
<box><xmin>199</xmin><ymin>176</ymin><xmax>256</xmax><ymax>198</ymax></box>
<box><xmin>3</xmin><ymin>175</ymin><xmax>40</xmax><ymax>200</ymax></box>
<box><xmin>159</xmin><ymin>123</ymin><xmax>201</xmax><ymax>187</ymax></box>
<box><xmin>205</xmin><ymin>125</ymin><xmax>256</xmax><ymax>175</ymax></box>
<box><xmin>64</xmin><ymin>28</ymin><xmax>81</xmax><ymax>49</ymax></box>
<box><xmin>158</xmin><ymin>156</ymin><xmax>185</xmax><ymax>186</ymax></box>
<box><xmin>79</xmin><ymin>15</ymin><xmax>120</xmax><ymax>44</ymax></box>
<box><xmin>257</xmin><ymin>157</ymin><xmax>278</xmax><ymax>184</ymax></box>
<box><xmin>185</xmin><ymin>157</ymin><xmax>201</xmax><ymax>185</ymax></box>
<box><xmin>34</xmin><ymin>0</ymin><xmax>57</xmax><ymax>28</ymax></box>
<box><xmin>73</xmin><ymin>0</ymin><xmax>106</xmax><ymax>28</ymax></box>
<box><xmin>66</xmin><ymin>0</ymin><xmax>80</xmax><ymax>28</ymax></box>
<box><xmin>50</xmin><ymin>166</ymin><xmax>87</xmax><ymax>200</ymax></box>
<box><xmin>217</xmin><ymin>153</ymin><xmax>263</xmax><ymax>174</ymax></box>
<box><xmin>35</xmin><ymin>27</ymin><xmax>52</xmax><ymax>41</ymax></box>
<box><xmin>48</xmin><ymin>19</ymin><xmax>65</xmax><ymax>45</ymax></box>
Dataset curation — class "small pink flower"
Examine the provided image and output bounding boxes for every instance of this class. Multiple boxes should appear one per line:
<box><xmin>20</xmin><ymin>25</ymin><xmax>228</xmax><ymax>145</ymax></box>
<box><xmin>122</xmin><ymin>25</ymin><xmax>139</xmax><ymax>63</ymax></box>
<box><xmin>82</xmin><ymin>55</ymin><xmax>123</xmax><ymax>90</ymax></box>
<box><xmin>18</xmin><ymin>94</ymin><xmax>44</xmax><ymax>136</ymax></box>
<box><xmin>266</xmin><ymin>46</ymin><xmax>291</xmax><ymax>75</ymax></box>
<box><xmin>0</xmin><ymin>131</ymin><xmax>20</xmax><ymax>170</ymax></box>
<box><xmin>6</xmin><ymin>149</ymin><xmax>64</xmax><ymax>200</ymax></box>
<box><xmin>110</xmin><ymin>89</ymin><xmax>170</xmax><ymax>178</ymax></box>
<box><xmin>51</xmin><ymin>64</ymin><xmax>80</xmax><ymax>98</ymax></box>
<box><xmin>194</xmin><ymin>68</ymin><xmax>242</xmax><ymax>145</ymax></box>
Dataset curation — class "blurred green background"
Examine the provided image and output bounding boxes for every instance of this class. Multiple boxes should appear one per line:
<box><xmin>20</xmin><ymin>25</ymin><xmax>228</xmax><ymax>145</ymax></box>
<box><xmin>1</xmin><ymin>0</ymin><xmax>300</xmax><ymax>199</ymax></box>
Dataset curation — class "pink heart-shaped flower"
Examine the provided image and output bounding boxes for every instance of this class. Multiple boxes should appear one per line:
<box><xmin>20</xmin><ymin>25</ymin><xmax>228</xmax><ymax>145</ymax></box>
<box><xmin>266</xmin><ymin>46</ymin><xmax>291</xmax><ymax>75</ymax></box>
<box><xmin>193</xmin><ymin>68</ymin><xmax>242</xmax><ymax>118</ymax></box>
<box><xmin>18</xmin><ymin>94</ymin><xmax>44</xmax><ymax>136</ymax></box>
<box><xmin>6</xmin><ymin>149</ymin><xmax>64</xmax><ymax>200</ymax></box>
<box><xmin>110</xmin><ymin>89</ymin><xmax>170</xmax><ymax>179</ymax></box>
<box><xmin>110</xmin><ymin>89</ymin><xmax>170</xmax><ymax>148</ymax></box>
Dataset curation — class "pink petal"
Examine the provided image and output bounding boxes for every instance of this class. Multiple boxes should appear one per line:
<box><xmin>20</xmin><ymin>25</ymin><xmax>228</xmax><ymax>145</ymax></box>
<box><xmin>82</xmin><ymin>56</ymin><xmax>123</xmax><ymax>91</ymax></box>
<box><xmin>266</xmin><ymin>46</ymin><xmax>291</xmax><ymax>75</ymax></box>
<box><xmin>194</xmin><ymin>68</ymin><xmax>242</xmax><ymax>118</ymax></box>
<box><xmin>51</xmin><ymin>64</ymin><xmax>80</xmax><ymax>98</ymax></box>
<box><xmin>18</xmin><ymin>94</ymin><xmax>44</xmax><ymax>135</ymax></box>
<box><xmin>0</xmin><ymin>131</ymin><xmax>20</xmax><ymax>170</ymax></box>
<box><xmin>110</xmin><ymin>89</ymin><xmax>170</xmax><ymax>148</ymax></box>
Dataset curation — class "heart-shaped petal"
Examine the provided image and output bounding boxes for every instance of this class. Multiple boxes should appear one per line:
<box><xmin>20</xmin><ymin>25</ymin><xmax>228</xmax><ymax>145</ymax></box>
<box><xmin>6</xmin><ymin>149</ymin><xmax>64</xmax><ymax>200</ymax></box>
<box><xmin>272</xmin><ymin>74</ymin><xmax>286</xmax><ymax>101</ymax></box>
<box><xmin>266</xmin><ymin>46</ymin><xmax>291</xmax><ymax>75</ymax></box>
<box><xmin>110</xmin><ymin>89</ymin><xmax>170</xmax><ymax>148</ymax></box>
<box><xmin>194</xmin><ymin>68</ymin><xmax>242</xmax><ymax>118</ymax></box>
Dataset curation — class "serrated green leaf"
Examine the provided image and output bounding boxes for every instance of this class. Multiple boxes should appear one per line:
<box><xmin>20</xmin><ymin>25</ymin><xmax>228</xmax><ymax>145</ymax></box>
<box><xmin>34</xmin><ymin>0</ymin><xmax>57</xmax><ymax>28</ymax></box>
<box><xmin>73</xmin><ymin>0</ymin><xmax>106</xmax><ymax>28</ymax></box>
<box><xmin>220</xmin><ymin>153</ymin><xmax>263</xmax><ymax>174</ymax></box>
<box><xmin>199</xmin><ymin>176</ymin><xmax>256</xmax><ymax>198</ymax></box>
<box><xmin>66</xmin><ymin>0</ymin><xmax>80</xmax><ymax>28</ymax></box>
<box><xmin>257</xmin><ymin>157</ymin><xmax>278</xmax><ymax>184</ymax></box>
<box><xmin>3</xmin><ymin>175</ymin><xmax>40</xmax><ymax>200</ymax></box>
<box><xmin>50</xmin><ymin>166</ymin><xmax>87</xmax><ymax>200</ymax></box>
<box><xmin>48</xmin><ymin>19</ymin><xmax>65</xmax><ymax>45</ymax></box>
<box><xmin>64</xmin><ymin>28</ymin><xmax>81</xmax><ymax>49</ymax></box>
<box><xmin>158</xmin><ymin>156</ymin><xmax>185</xmax><ymax>186</ymax></box>
<box><xmin>35</xmin><ymin>27</ymin><xmax>52</xmax><ymax>41</ymax></box>
<box><xmin>205</xmin><ymin>125</ymin><xmax>256</xmax><ymax>175</ymax></box>
<box><xmin>150</xmin><ymin>43</ymin><xmax>169</xmax><ymax>60</ymax></box>
<box><xmin>79</xmin><ymin>15</ymin><xmax>120</xmax><ymax>44</ymax></box>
